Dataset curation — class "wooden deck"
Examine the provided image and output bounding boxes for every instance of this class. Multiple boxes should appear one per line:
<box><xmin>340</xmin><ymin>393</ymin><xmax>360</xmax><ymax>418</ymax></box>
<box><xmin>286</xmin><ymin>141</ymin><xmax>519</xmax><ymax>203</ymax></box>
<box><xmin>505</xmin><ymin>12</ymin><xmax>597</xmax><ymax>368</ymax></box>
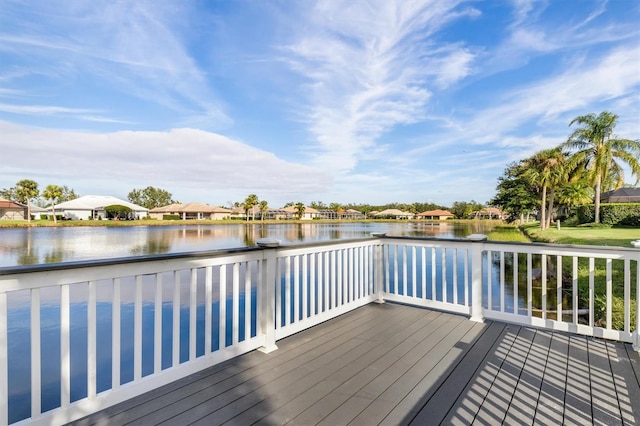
<box><xmin>70</xmin><ymin>303</ymin><xmax>640</xmax><ymax>426</ymax></box>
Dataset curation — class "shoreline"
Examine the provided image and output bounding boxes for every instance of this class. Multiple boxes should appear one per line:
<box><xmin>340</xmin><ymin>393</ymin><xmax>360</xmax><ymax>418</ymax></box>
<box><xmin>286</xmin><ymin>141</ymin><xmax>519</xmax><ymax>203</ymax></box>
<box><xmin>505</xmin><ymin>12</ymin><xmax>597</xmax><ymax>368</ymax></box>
<box><xmin>0</xmin><ymin>218</ymin><xmax>506</xmax><ymax>229</ymax></box>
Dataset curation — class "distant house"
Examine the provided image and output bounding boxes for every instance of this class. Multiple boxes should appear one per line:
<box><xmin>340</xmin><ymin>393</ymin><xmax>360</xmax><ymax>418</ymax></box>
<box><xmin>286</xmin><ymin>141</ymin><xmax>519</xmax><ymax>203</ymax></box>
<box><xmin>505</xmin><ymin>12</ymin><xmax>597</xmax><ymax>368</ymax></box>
<box><xmin>30</xmin><ymin>205</ymin><xmax>48</xmax><ymax>220</ymax></box>
<box><xmin>317</xmin><ymin>209</ymin><xmax>340</xmax><ymax>219</ymax></box>
<box><xmin>229</xmin><ymin>205</ymin><xmax>264</xmax><ymax>220</ymax></box>
<box><xmin>600</xmin><ymin>187</ymin><xmax>640</xmax><ymax>203</ymax></box>
<box><xmin>374</xmin><ymin>209</ymin><xmax>414</xmax><ymax>219</ymax></box>
<box><xmin>149</xmin><ymin>203</ymin><xmax>231</xmax><ymax>220</ymax></box>
<box><xmin>0</xmin><ymin>198</ymin><xmax>26</xmax><ymax>220</ymax></box>
<box><xmin>416</xmin><ymin>209</ymin><xmax>455</xmax><ymax>220</ymax></box>
<box><xmin>262</xmin><ymin>208</ymin><xmax>291</xmax><ymax>220</ymax></box>
<box><xmin>282</xmin><ymin>206</ymin><xmax>319</xmax><ymax>220</ymax></box>
<box><xmin>49</xmin><ymin>195</ymin><xmax>148</xmax><ymax>220</ymax></box>
<box><xmin>341</xmin><ymin>209</ymin><xmax>366</xmax><ymax>220</ymax></box>
<box><xmin>474</xmin><ymin>207</ymin><xmax>505</xmax><ymax>220</ymax></box>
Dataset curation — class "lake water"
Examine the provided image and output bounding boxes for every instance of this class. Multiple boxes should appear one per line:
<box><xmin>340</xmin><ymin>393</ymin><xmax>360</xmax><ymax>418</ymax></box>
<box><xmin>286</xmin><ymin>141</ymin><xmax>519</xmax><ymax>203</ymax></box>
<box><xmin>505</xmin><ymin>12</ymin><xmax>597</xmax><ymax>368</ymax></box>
<box><xmin>0</xmin><ymin>221</ymin><xmax>503</xmax><ymax>268</ymax></box>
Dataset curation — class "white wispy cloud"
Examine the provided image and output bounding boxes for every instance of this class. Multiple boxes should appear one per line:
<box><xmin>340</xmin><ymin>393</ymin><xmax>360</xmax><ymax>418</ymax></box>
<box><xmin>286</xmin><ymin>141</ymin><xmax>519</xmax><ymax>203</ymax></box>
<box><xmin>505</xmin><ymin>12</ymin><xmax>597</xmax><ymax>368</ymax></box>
<box><xmin>79</xmin><ymin>115</ymin><xmax>136</xmax><ymax>124</ymax></box>
<box><xmin>0</xmin><ymin>103</ymin><xmax>98</xmax><ymax>116</ymax></box>
<box><xmin>0</xmin><ymin>121</ymin><xmax>331</xmax><ymax>204</ymax></box>
<box><xmin>0</xmin><ymin>1</ymin><xmax>230</xmax><ymax>128</ymax></box>
<box><xmin>280</xmin><ymin>0</ymin><xmax>475</xmax><ymax>172</ymax></box>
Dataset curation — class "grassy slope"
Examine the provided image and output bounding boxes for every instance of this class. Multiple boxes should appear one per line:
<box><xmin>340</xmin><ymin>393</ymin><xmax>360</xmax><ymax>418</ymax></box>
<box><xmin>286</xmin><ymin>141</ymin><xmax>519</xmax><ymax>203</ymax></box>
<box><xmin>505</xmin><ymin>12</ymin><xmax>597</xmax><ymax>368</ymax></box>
<box><xmin>521</xmin><ymin>222</ymin><xmax>640</xmax><ymax>247</ymax></box>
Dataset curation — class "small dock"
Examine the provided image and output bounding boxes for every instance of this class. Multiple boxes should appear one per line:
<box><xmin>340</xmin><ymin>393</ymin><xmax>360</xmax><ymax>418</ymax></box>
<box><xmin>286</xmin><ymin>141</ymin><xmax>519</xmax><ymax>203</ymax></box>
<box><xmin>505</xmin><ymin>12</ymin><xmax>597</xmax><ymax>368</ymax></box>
<box><xmin>71</xmin><ymin>303</ymin><xmax>640</xmax><ymax>425</ymax></box>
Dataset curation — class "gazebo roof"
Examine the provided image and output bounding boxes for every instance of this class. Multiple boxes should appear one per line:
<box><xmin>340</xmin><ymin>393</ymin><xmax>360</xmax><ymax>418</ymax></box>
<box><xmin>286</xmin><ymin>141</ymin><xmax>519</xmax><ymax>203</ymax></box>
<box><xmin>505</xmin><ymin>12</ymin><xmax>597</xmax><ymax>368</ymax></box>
<box><xmin>52</xmin><ymin>195</ymin><xmax>148</xmax><ymax>212</ymax></box>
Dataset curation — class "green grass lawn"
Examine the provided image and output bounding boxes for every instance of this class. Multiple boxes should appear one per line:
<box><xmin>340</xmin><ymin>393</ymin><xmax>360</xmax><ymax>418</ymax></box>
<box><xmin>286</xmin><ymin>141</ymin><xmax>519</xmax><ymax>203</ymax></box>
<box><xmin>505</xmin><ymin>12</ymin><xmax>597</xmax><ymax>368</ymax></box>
<box><xmin>521</xmin><ymin>222</ymin><xmax>640</xmax><ymax>247</ymax></box>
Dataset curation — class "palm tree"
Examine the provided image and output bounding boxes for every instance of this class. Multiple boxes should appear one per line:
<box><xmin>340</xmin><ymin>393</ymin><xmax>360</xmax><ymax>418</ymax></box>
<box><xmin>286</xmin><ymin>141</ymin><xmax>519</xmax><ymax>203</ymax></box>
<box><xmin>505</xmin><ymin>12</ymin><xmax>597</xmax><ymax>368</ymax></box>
<box><xmin>42</xmin><ymin>184</ymin><xmax>63</xmax><ymax>223</ymax></box>
<box><xmin>294</xmin><ymin>202</ymin><xmax>306</xmax><ymax>220</ymax></box>
<box><xmin>563</xmin><ymin>111</ymin><xmax>640</xmax><ymax>223</ymax></box>
<box><xmin>15</xmin><ymin>179</ymin><xmax>39</xmax><ymax>223</ymax></box>
<box><xmin>243</xmin><ymin>194</ymin><xmax>259</xmax><ymax>221</ymax></box>
<box><xmin>521</xmin><ymin>148</ymin><xmax>566</xmax><ymax>230</ymax></box>
<box><xmin>259</xmin><ymin>200</ymin><xmax>268</xmax><ymax>221</ymax></box>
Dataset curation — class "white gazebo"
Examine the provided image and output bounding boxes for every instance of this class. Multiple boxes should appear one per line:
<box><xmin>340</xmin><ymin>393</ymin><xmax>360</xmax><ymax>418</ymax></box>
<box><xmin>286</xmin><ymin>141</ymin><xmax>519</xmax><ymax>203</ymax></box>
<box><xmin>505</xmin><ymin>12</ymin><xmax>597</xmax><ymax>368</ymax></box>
<box><xmin>50</xmin><ymin>195</ymin><xmax>148</xmax><ymax>220</ymax></box>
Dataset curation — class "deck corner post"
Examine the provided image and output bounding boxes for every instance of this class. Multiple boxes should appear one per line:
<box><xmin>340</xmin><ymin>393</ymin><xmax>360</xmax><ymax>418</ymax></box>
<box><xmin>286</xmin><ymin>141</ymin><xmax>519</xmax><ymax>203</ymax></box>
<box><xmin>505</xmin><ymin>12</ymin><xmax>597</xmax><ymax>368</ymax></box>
<box><xmin>258</xmin><ymin>246</ymin><xmax>278</xmax><ymax>354</ymax></box>
<box><xmin>468</xmin><ymin>234</ymin><xmax>487</xmax><ymax>323</ymax></box>
<box><xmin>0</xmin><ymin>293</ymin><xmax>7</xmax><ymax>426</ymax></box>
<box><xmin>634</xmin><ymin>252</ymin><xmax>640</xmax><ymax>352</ymax></box>
<box><xmin>374</xmin><ymin>242</ymin><xmax>385</xmax><ymax>303</ymax></box>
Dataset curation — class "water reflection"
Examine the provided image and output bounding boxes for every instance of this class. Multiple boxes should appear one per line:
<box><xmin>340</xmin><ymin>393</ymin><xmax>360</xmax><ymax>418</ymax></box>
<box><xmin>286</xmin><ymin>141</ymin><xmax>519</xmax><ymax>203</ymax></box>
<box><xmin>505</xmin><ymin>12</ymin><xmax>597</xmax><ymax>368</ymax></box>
<box><xmin>130</xmin><ymin>237</ymin><xmax>171</xmax><ymax>255</ymax></box>
<box><xmin>0</xmin><ymin>221</ymin><xmax>506</xmax><ymax>267</ymax></box>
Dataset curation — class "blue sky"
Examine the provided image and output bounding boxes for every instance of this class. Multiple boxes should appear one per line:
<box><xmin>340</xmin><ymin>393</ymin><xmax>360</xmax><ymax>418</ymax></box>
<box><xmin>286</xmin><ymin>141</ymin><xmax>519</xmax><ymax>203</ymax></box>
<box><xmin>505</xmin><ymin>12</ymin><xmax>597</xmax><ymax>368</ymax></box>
<box><xmin>1</xmin><ymin>0</ymin><xmax>639</xmax><ymax>208</ymax></box>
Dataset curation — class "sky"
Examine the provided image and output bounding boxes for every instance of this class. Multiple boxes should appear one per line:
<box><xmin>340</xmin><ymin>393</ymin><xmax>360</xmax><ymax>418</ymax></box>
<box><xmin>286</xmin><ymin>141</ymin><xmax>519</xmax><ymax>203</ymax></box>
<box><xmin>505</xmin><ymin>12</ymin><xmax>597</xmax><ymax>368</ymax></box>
<box><xmin>1</xmin><ymin>0</ymin><xmax>639</xmax><ymax>208</ymax></box>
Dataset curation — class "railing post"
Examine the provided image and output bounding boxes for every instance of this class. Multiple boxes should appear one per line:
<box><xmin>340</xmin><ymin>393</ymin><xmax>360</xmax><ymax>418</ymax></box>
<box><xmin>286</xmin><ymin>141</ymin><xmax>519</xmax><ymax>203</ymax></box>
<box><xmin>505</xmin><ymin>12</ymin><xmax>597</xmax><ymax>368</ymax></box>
<box><xmin>634</xmin><ymin>252</ymin><xmax>640</xmax><ymax>352</ymax></box>
<box><xmin>372</xmin><ymin>234</ymin><xmax>386</xmax><ymax>303</ymax></box>
<box><xmin>257</xmin><ymin>239</ymin><xmax>279</xmax><ymax>353</ymax></box>
<box><xmin>0</xmin><ymin>292</ymin><xmax>7</xmax><ymax>426</ymax></box>
<box><xmin>468</xmin><ymin>234</ymin><xmax>487</xmax><ymax>323</ymax></box>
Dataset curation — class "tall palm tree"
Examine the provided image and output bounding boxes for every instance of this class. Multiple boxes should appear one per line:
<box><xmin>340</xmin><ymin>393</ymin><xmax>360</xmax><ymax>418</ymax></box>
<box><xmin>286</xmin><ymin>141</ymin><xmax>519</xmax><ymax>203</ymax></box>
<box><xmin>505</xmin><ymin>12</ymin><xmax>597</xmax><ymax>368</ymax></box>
<box><xmin>563</xmin><ymin>111</ymin><xmax>640</xmax><ymax>223</ymax></box>
<box><xmin>243</xmin><ymin>194</ymin><xmax>259</xmax><ymax>221</ymax></box>
<box><xmin>294</xmin><ymin>202</ymin><xmax>306</xmax><ymax>220</ymax></box>
<box><xmin>521</xmin><ymin>148</ymin><xmax>566</xmax><ymax>230</ymax></box>
<box><xmin>15</xmin><ymin>179</ymin><xmax>39</xmax><ymax>223</ymax></box>
<box><xmin>42</xmin><ymin>184</ymin><xmax>63</xmax><ymax>223</ymax></box>
<box><xmin>259</xmin><ymin>200</ymin><xmax>268</xmax><ymax>221</ymax></box>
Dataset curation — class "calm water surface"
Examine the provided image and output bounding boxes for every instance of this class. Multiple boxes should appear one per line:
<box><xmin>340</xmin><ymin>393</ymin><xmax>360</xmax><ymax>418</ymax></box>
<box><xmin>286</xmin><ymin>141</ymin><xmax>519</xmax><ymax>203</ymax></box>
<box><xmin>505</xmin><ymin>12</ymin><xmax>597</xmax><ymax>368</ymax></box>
<box><xmin>0</xmin><ymin>222</ymin><xmax>503</xmax><ymax>268</ymax></box>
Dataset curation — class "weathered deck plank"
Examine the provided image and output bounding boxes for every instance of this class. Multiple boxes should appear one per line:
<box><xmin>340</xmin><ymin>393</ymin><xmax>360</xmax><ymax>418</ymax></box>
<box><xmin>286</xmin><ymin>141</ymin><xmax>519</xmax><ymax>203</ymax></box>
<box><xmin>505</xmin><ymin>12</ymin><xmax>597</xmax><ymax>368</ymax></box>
<box><xmin>69</xmin><ymin>303</ymin><xmax>640</xmax><ymax>426</ymax></box>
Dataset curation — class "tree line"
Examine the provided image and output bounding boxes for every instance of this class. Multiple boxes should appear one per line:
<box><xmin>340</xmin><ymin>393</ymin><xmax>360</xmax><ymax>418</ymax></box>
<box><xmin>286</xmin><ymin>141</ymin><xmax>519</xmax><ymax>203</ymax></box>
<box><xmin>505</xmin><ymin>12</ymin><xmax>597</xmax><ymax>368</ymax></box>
<box><xmin>491</xmin><ymin>111</ymin><xmax>640</xmax><ymax>229</ymax></box>
<box><xmin>1</xmin><ymin>180</ymin><xmax>78</xmax><ymax>223</ymax></box>
<box><xmin>1</xmin><ymin>179</ymin><xmax>492</xmax><ymax>223</ymax></box>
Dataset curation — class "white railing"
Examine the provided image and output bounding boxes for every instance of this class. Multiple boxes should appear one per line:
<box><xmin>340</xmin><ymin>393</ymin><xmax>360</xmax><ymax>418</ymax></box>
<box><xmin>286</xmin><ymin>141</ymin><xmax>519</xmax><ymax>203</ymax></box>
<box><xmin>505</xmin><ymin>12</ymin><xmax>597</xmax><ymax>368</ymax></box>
<box><xmin>0</xmin><ymin>236</ymin><xmax>638</xmax><ymax>425</ymax></box>
<box><xmin>383</xmin><ymin>236</ymin><xmax>639</xmax><ymax>346</ymax></box>
<box><xmin>273</xmin><ymin>241</ymin><xmax>379</xmax><ymax>340</ymax></box>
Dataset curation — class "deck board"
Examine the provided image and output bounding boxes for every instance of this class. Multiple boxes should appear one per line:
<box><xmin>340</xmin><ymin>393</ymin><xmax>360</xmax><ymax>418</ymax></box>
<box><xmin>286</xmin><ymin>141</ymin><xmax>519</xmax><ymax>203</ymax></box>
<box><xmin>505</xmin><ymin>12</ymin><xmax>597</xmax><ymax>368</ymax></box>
<box><xmin>398</xmin><ymin>321</ymin><xmax>506</xmax><ymax>425</ymax></box>
<box><xmin>532</xmin><ymin>332</ymin><xmax>569</xmax><ymax>424</ymax></box>
<box><xmin>607</xmin><ymin>340</ymin><xmax>640</xmax><ymax>424</ymax></box>
<box><xmin>503</xmin><ymin>329</ymin><xmax>551</xmax><ymax>425</ymax></box>
<box><xmin>588</xmin><ymin>337</ymin><xmax>622</xmax><ymax>425</ymax></box>
<box><xmin>69</xmin><ymin>303</ymin><xmax>640</xmax><ymax>426</ymax></box>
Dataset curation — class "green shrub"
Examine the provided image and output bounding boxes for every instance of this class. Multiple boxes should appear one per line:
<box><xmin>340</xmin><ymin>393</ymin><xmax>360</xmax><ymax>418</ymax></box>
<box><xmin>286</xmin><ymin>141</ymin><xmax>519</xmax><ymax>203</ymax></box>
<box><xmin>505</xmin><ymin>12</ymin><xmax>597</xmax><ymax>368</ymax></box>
<box><xmin>163</xmin><ymin>214</ymin><xmax>181</xmax><ymax>220</ymax></box>
<box><xmin>104</xmin><ymin>204</ymin><xmax>132</xmax><ymax>219</ymax></box>
<box><xmin>576</xmin><ymin>203</ymin><xmax>640</xmax><ymax>226</ymax></box>
<box><xmin>576</xmin><ymin>222</ymin><xmax>611</xmax><ymax>228</ymax></box>
<box><xmin>563</xmin><ymin>215</ymin><xmax>581</xmax><ymax>226</ymax></box>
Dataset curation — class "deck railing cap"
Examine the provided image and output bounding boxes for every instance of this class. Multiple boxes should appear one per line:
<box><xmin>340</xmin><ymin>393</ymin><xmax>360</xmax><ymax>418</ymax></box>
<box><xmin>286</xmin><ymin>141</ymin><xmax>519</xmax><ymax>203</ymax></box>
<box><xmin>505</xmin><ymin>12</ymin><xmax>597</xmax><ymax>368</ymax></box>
<box><xmin>467</xmin><ymin>233</ymin><xmax>488</xmax><ymax>241</ymax></box>
<box><xmin>256</xmin><ymin>238</ymin><xmax>281</xmax><ymax>247</ymax></box>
